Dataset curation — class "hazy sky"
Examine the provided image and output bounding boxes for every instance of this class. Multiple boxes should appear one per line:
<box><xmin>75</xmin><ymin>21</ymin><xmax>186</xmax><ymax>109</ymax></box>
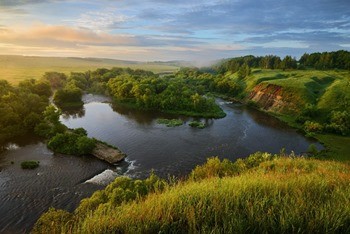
<box><xmin>0</xmin><ymin>0</ymin><xmax>349</xmax><ymax>61</ymax></box>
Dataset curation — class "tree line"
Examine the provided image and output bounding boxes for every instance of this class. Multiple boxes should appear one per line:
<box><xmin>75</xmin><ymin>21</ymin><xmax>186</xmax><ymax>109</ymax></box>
<box><xmin>215</xmin><ymin>50</ymin><xmax>350</xmax><ymax>74</ymax></box>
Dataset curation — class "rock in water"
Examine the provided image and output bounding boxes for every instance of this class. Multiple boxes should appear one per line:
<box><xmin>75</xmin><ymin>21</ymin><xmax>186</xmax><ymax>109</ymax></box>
<box><xmin>84</xmin><ymin>169</ymin><xmax>118</xmax><ymax>185</ymax></box>
<box><xmin>91</xmin><ymin>142</ymin><xmax>126</xmax><ymax>164</ymax></box>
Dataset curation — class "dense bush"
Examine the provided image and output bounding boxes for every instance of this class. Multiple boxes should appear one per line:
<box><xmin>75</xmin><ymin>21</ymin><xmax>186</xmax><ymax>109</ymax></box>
<box><xmin>53</xmin><ymin>84</ymin><xmax>83</xmax><ymax>107</ymax></box>
<box><xmin>304</xmin><ymin>121</ymin><xmax>324</xmax><ymax>133</ymax></box>
<box><xmin>0</xmin><ymin>80</ymin><xmax>49</xmax><ymax>143</ymax></box>
<box><xmin>188</xmin><ymin>120</ymin><xmax>206</xmax><ymax>129</ymax></box>
<box><xmin>325</xmin><ymin>111</ymin><xmax>350</xmax><ymax>136</ymax></box>
<box><xmin>106</xmin><ymin>71</ymin><xmax>226</xmax><ymax>118</ymax></box>
<box><xmin>32</xmin><ymin>208</ymin><xmax>73</xmax><ymax>233</ymax></box>
<box><xmin>190</xmin><ymin>152</ymin><xmax>275</xmax><ymax>180</ymax></box>
<box><xmin>34</xmin><ymin>105</ymin><xmax>67</xmax><ymax>138</ymax></box>
<box><xmin>47</xmin><ymin>132</ymin><xmax>96</xmax><ymax>155</ymax></box>
<box><xmin>21</xmin><ymin>160</ymin><xmax>40</xmax><ymax>169</ymax></box>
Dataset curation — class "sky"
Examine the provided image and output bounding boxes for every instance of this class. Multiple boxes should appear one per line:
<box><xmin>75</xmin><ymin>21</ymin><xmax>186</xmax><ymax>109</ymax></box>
<box><xmin>0</xmin><ymin>0</ymin><xmax>349</xmax><ymax>62</ymax></box>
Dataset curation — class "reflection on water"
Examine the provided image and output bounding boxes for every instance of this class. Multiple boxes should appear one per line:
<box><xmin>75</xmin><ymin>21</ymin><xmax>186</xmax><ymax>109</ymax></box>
<box><xmin>61</xmin><ymin>106</ymin><xmax>85</xmax><ymax>119</ymax></box>
<box><xmin>110</xmin><ymin>102</ymin><xmax>192</xmax><ymax>125</ymax></box>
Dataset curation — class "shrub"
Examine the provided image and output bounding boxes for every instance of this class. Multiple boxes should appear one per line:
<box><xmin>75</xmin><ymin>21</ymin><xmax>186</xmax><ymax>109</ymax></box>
<box><xmin>156</xmin><ymin>119</ymin><xmax>183</xmax><ymax>127</ymax></box>
<box><xmin>304</xmin><ymin>121</ymin><xmax>324</xmax><ymax>133</ymax></box>
<box><xmin>32</xmin><ymin>208</ymin><xmax>73</xmax><ymax>234</ymax></box>
<box><xmin>325</xmin><ymin>111</ymin><xmax>350</xmax><ymax>135</ymax></box>
<box><xmin>190</xmin><ymin>152</ymin><xmax>275</xmax><ymax>181</ymax></box>
<box><xmin>76</xmin><ymin>136</ymin><xmax>96</xmax><ymax>155</ymax></box>
<box><xmin>73</xmin><ymin>127</ymin><xmax>88</xmax><ymax>136</ymax></box>
<box><xmin>189</xmin><ymin>120</ymin><xmax>205</xmax><ymax>129</ymax></box>
<box><xmin>48</xmin><ymin>132</ymin><xmax>96</xmax><ymax>155</ymax></box>
<box><xmin>21</xmin><ymin>160</ymin><xmax>39</xmax><ymax>169</ymax></box>
<box><xmin>307</xmin><ymin>144</ymin><xmax>319</xmax><ymax>155</ymax></box>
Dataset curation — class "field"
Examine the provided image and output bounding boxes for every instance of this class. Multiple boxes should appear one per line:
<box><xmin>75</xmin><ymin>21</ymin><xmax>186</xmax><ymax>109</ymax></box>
<box><xmin>0</xmin><ymin>55</ymin><xmax>180</xmax><ymax>84</ymax></box>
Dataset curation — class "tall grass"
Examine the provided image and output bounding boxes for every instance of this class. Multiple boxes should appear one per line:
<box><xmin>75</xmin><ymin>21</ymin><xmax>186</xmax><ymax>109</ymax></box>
<box><xmin>33</xmin><ymin>153</ymin><xmax>350</xmax><ymax>233</ymax></box>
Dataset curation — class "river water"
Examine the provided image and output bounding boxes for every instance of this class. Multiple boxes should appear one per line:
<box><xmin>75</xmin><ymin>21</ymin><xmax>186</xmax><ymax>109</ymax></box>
<box><xmin>0</xmin><ymin>94</ymin><xmax>321</xmax><ymax>233</ymax></box>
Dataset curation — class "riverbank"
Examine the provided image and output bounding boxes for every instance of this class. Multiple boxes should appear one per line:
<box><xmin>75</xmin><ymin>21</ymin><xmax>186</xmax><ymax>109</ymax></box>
<box><xmin>224</xmin><ymin>98</ymin><xmax>350</xmax><ymax>162</ymax></box>
<box><xmin>215</xmin><ymin>82</ymin><xmax>350</xmax><ymax>161</ymax></box>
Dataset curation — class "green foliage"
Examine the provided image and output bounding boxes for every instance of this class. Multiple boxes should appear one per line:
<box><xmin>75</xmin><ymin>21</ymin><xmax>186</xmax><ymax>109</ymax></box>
<box><xmin>43</xmin><ymin>105</ymin><xmax>61</xmax><ymax>124</ymax></box>
<box><xmin>21</xmin><ymin>160</ymin><xmax>39</xmax><ymax>169</ymax></box>
<box><xmin>53</xmin><ymin>84</ymin><xmax>83</xmax><ymax>107</ymax></box>
<box><xmin>156</xmin><ymin>118</ymin><xmax>183</xmax><ymax>127</ymax></box>
<box><xmin>105</xmin><ymin>69</ymin><xmax>225</xmax><ymax>118</ymax></box>
<box><xmin>76</xmin><ymin>136</ymin><xmax>96</xmax><ymax>155</ymax></box>
<box><xmin>188</xmin><ymin>120</ymin><xmax>206</xmax><ymax>129</ymax></box>
<box><xmin>33</xmin><ymin>155</ymin><xmax>350</xmax><ymax>234</ymax></box>
<box><xmin>0</xmin><ymin>79</ymin><xmax>49</xmax><ymax>143</ymax></box>
<box><xmin>42</xmin><ymin>72</ymin><xmax>67</xmax><ymax>89</ymax></box>
<box><xmin>304</xmin><ymin>121</ymin><xmax>324</xmax><ymax>133</ymax></box>
<box><xmin>32</xmin><ymin>208</ymin><xmax>73</xmax><ymax>234</ymax></box>
<box><xmin>237</xmin><ymin>63</ymin><xmax>251</xmax><ymax>79</ymax></box>
<box><xmin>72</xmin><ymin>127</ymin><xmax>88</xmax><ymax>136</ymax></box>
<box><xmin>75</xmin><ymin>172</ymin><xmax>167</xmax><ymax>216</ymax></box>
<box><xmin>34</xmin><ymin>105</ymin><xmax>66</xmax><ymax>138</ymax></box>
<box><xmin>280</xmin><ymin>55</ymin><xmax>297</xmax><ymax>70</ymax></box>
<box><xmin>19</xmin><ymin>79</ymin><xmax>52</xmax><ymax>97</ymax></box>
<box><xmin>307</xmin><ymin>144</ymin><xmax>319</xmax><ymax>155</ymax></box>
<box><xmin>325</xmin><ymin>111</ymin><xmax>350</xmax><ymax>136</ymax></box>
<box><xmin>299</xmin><ymin>50</ymin><xmax>350</xmax><ymax>70</ymax></box>
<box><xmin>190</xmin><ymin>152</ymin><xmax>276</xmax><ymax>181</ymax></box>
<box><xmin>47</xmin><ymin>132</ymin><xmax>96</xmax><ymax>155</ymax></box>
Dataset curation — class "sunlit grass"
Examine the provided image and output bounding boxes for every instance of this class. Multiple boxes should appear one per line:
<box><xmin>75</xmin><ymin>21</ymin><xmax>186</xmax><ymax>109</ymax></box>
<box><xmin>33</xmin><ymin>154</ymin><xmax>350</xmax><ymax>233</ymax></box>
<box><xmin>0</xmin><ymin>55</ymin><xmax>179</xmax><ymax>84</ymax></box>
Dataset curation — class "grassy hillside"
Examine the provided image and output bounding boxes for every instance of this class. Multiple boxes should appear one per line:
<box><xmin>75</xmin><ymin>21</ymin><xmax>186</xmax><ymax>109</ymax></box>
<box><xmin>0</xmin><ymin>55</ymin><xmax>180</xmax><ymax>84</ymax></box>
<box><xmin>33</xmin><ymin>153</ymin><xmax>350</xmax><ymax>233</ymax></box>
<box><xmin>227</xmin><ymin>69</ymin><xmax>350</xmax><ymax>114</ymax></box>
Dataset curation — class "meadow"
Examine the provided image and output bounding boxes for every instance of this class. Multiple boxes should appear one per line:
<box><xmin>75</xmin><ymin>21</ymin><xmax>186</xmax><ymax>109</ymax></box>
<box><xmin>0</xmin><ymin>55</ymin><xmax>179</xmax><ymax>84</ymax></box>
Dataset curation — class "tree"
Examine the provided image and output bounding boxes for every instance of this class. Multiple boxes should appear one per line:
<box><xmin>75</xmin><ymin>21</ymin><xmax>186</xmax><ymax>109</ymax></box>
<box><xmin>237</xmin><ymin>63</ymin><xmax>251</xmax><ymax>79</ymax></box>
<box><xmin>281</xmin><ymin>56</ymin><xmax>297</xmax><ymax>70</ymax></box>
<box><xmin>43</xmin><ymin>105</ymin><xmax>61</xmax><ymax>125</ymax></box>
<box><xmin>42</xmin><ymin>72</ymin><xmax>67</xmax><ymax>89</ymax></box>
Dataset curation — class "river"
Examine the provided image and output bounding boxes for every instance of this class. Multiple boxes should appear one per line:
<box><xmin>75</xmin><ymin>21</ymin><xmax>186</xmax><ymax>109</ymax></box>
<box><xmin>0</xmin><ymin>94</ymin><xmax>321</xmax><ymax>233</ymax></box>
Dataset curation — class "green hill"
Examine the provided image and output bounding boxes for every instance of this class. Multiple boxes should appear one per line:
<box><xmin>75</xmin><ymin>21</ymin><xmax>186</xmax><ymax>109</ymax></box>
<box><xmin>33</xmin><ymin>153</ymin><xmax>350</xmax><ymax>233</ymax></box>
<box><xmin>0</xmin><ymin>55</ymin><xmax>180</xmax><ymax>84</ymax></box>
<box><xmin>223</xmin><ymin>69</ymin><xmax>350</xmax><ymax>115</ymax></box>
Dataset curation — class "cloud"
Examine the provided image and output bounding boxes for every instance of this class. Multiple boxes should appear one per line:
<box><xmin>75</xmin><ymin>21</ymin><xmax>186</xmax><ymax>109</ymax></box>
<box><xmin>0</xmin><ymin>24</ymin><xmax>139</xmax><ymax>48</ymax></box>
<box><xmin>0</xmin><ymin>0</ymin><xmax>349</xmax><ymax>61</ymax></box>
<box><xmin>73</xmin><ymin>9</ymin><xmax>131</xmax><ymax>32</ymax></box>
<box><xmin>0</xmin><ymin>0</ymin><xmax>59</xmax><ymax>7</ymax></box>
<box><xmin>0</xmin><ymin>23</ymin><xmax>245</xmax><ymax>61</ymax></box>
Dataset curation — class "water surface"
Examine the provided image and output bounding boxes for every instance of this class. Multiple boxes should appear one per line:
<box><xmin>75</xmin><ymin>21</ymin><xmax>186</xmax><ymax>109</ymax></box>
<box><xmin>0</xmin><ymin>94</ymin><xmax>321</xmax><ymax>233</ymax></box>
<box><xmin>61</xmin><ymin>94</ymin><xmax>321</xmax><ymax>178</ymax></box>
